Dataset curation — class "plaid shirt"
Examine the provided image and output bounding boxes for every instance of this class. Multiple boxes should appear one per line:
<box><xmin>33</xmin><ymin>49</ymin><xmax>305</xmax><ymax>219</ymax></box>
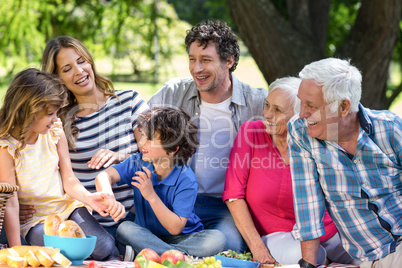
<box><xmin>288</xmin><ymin>104</ymin><xmax>402</xmax><ymax>262</ymax></box>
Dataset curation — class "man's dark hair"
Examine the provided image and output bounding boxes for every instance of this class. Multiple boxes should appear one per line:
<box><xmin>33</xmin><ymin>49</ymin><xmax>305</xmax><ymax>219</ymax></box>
<box><xmin>138</xmin><ymin>107</ymin><xmax>199</xmax><ymax>166</ymax></box>
<box><xmin>185</xmin><ymin>20</ymin><xmax>240</xmax><ymax>73</ymax></box>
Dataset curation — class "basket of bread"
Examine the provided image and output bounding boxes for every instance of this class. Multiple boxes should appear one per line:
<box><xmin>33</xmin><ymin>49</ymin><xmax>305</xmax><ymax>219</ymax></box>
<box><xmin>0</xmin><ymin>182</ymin><xmax>19</xmax><ymax>232</ymax></box>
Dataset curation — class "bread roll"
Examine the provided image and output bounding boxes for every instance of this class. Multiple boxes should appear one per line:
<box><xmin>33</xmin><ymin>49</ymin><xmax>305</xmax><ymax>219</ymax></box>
<box><xmin>24</xmin><ymin>249</ymin><xmax>40</xmax><ymax>267</ymax></box>
<box><xmin>35</xmin><ymin>249</ymin><xmax>55</xmax><ymax>267</ymax></box>
<box><xmin>44</xmin><ymin>214</ymin><xmax>62</xmax><ymax>236</ymax></box>
<box><xmin>6</xmin><ymin>255</ymin><xmax>27</xmax><ymax>268</ymax></box>
<box><xmin>0</xmin><ymin>247</ymin><xmax>19</xmax><ymax>263</ymax></box>
<box><xmin>51</xmin><ymin>251</ymin><xmax>72</xmax><ymax>268</ymax></box>
<box><xmin>12</xmin><ymin>245</ymin><xmax>59</xmax><ymax>257</ymax></box>
<box><xmin>58</xmin><ymin>220</ymin><xmax>85</xmax><ymax>238</ymax></box>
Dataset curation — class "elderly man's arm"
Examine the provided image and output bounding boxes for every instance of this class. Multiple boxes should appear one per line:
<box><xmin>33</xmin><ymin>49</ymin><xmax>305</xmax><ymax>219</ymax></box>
<box><xmin>287</xmin><ymin>117</ymin><xmax>327</xmax><ymax>266</ymax></box>
<box><xmin>300</xmin><ymin>238</ymin><xmax>321</xmax><ymax>266</ymax></box>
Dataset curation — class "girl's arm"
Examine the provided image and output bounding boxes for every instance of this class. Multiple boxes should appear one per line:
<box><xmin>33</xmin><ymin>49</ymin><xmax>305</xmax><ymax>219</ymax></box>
<box><xmin>133</xmin><ymin>167</ymin><xmax>187</xmax><ymax>235</ymax></box>
<box><xmin>0</xmin><ymin>148</ymin><xmax>21</xmax><ymax>246</ymax></box>
<box><xmin>57</xmin><ymin>131</ymin><xmax>125</xmax><ymax>221</ymax></box>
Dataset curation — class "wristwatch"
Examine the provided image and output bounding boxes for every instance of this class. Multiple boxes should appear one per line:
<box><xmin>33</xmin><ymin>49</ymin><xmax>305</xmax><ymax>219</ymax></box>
<box><xmin>298</xmin><ymin>258</ymin><xmax>316</xmax><ymax>268</ymax></box>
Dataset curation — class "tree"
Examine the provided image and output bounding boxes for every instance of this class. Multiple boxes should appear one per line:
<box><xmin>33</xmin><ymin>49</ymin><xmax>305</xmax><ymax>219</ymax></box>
<box><xmin>227</xmin><ymin>0</ymin><xmax>402</xmax><ymax>109</ymax></box>
<box><xmin>0</xmin><ymin>0</ymin><xmax>188</xmax><ymax>84</ymax></box>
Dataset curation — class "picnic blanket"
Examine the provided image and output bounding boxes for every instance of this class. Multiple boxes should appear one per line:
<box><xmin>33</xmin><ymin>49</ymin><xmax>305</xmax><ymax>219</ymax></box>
<box><xmin>83</xmin><ymin>260</ymin><xmax>360</xmax><ymax>268</ymax></box>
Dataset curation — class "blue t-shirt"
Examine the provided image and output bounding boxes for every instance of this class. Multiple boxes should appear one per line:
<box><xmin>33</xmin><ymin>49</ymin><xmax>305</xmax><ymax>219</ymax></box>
<box><xmin>114</xmin><ymin>152</ymin><xmax>203</xmax><ymax>235</ymax></box>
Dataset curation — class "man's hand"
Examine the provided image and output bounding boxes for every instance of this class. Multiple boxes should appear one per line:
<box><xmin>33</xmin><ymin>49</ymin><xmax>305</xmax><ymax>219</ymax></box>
<box><xmin>19</xmin><ymin>204</ymin><xmax>35</xmax><ymax>224</ymax></box>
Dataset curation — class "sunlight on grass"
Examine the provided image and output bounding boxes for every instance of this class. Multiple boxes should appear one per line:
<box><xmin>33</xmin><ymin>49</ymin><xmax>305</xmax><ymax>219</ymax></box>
<box><xmin>113</xmin><ymin>82</ymin><xmax>163</xmax><ymax>102</ymax></box>
<box><xmin>0</xmin><ymin>55</ymin><xmax>401</xmax><ymax>116</ymax></box>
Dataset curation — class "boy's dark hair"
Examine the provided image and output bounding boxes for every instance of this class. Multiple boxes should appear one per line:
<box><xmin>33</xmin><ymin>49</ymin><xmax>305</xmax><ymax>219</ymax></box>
<box><xmin>185</xmin><ymin>20</ymin><xmax>240</xmax><ymax>73</ymax></box>
<box><xmin>138</xmin><ymin>107</ymin><xmax>199</xmax><ymax>166</ymax></box>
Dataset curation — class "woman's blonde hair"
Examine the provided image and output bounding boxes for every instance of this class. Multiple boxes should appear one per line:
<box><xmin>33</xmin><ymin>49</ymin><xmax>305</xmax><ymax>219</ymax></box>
<box><xmin>41</xmin><ymin>36</ymin><xmax>116</xmax><ymax>149</ymax></box>
<box><xmin>0</xmin><ymin>68</ymin><xmax>67</xmax><ymax>157</ymax></box>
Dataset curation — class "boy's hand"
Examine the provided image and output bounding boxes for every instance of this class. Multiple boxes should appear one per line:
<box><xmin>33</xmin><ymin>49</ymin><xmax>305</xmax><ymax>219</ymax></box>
<box><xmin>87</xmin><ymin>192</ymin><xmax>125</xmax><ymax>222</ymax></box>
<box><xmin>131</xmin><ymin>166</ymin><xmax>156</xmax><ymax>201</ymax></box>
<box><xmin>101</xmin><ymin>194</ymin><xmax>126</xmax><ymax>222</ymax></box>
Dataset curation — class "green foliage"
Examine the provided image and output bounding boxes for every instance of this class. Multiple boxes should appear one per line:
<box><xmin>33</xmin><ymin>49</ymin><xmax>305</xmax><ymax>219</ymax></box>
<box><xmin>169</xmin><ymin>0</ymin><xmax>233</xmax><ymax>27</ymax></box>
<box><xmin>0</xmin><ymin>0</ymin><xmax>190</xmax><ymax>83</ymax></box>
<box><xmin>327</xmin><ymin>0</ymin><xmax>360</xmax><ymax>55</ymax></box>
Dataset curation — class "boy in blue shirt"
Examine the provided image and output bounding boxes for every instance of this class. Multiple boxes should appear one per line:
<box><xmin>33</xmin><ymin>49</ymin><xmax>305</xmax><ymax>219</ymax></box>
<box><xmin>95</xmin><ymin>107</ymin><xmax>226</xmax><ymax>257</ymax></box>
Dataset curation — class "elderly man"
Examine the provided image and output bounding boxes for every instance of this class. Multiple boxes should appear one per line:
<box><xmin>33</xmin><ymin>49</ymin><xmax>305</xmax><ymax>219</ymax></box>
<box><xmin>148</xmin><ymin>20</ymin><xmax>267</xmax><ymax>252</ymax></box>
<box><xmin>288</xmin><ymin>57</ymin><xmax>401</xmax><ymax>267</ymax></box>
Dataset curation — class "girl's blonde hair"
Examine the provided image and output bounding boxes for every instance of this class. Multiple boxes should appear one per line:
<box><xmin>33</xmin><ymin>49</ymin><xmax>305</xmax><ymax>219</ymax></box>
<box><xmin>41</xmin><ymin>36</ymin><xmax>116</xmax><ymax>149</ymax></box>
<box><xmin>0</xmin><ymin>68</ymin><xmax>67</xmax><ymax>157</ymax></box>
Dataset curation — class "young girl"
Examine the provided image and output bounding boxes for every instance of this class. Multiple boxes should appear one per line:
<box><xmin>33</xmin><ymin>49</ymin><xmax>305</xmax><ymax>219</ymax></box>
<box><xmin>0</xmin><ymin>68</ymin><xmax>125</xmax><ymax>260</ymax></box>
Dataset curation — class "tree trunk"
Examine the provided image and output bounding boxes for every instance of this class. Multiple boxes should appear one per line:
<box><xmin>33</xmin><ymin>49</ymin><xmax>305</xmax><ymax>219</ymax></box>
<box><xmin>228</xmin><ymin>0</ymin><xmax>322</xmax><ymax>83</ymax></box>
<box><xmin>336</xmin><ymin>0</ymin><xmax>402</xmax><ymax>109</ymax></box>
<box><xmin>228</xmin><ymin>0</ymin><xmax>402</xmax><ymax>109</ymax></box>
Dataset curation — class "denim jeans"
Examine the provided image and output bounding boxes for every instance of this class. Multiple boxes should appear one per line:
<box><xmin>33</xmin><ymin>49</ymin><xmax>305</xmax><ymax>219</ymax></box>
<box><xmin>0</xmin><ymin>228</ymin><xmax>28</xmax><ymax>246</ymax></box>
<box><xmin>104</xmin><ymin>211</ymin><xmax>135</xmax><ymax>256</ymax></box>
<box><xmin>26</xmin><ymin>207</ymin><xmax>118</xmax><ymax>260</ymax></box>
<box><xmin>194</xmin><ymin>195</ymin><xmax>247</xmax><ymax>252</ymax></box>
<box><xmin>116</xmin><ymin>221</ymin><xmax>226</xmax><ymax>257</ymax></box>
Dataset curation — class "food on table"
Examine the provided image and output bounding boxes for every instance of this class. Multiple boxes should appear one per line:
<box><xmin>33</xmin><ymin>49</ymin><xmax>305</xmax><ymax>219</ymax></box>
<box><xmin>0</xmin><ymin>245</ymin><xmax>69</xmax><ymax>267</ymax></box>
<box><xmin>24</xmin><ymin>249</ymin><xmax>41</xmax><ymax>267</ymax></box>
<box><xmin>43</xmin><ymin>215</ymin><xmax>86</xmax><ymax>238</ymax></box>
<box><xmin>51</xmin><ymin>251</ymin><xmax>72</xmax><ymax>267</ymax></box>
<box><xmin>6</xmin><ymin>255</ymin><xmax>27</xmax><ymax>268</ymax></box>
<box><xmin>44</xmin><ymin>214</ymin><xmax>62</xmax><ymax>236</ymax></box>
<box><xmin>195</xmin><ymin>256</ymin><xmax>222</xmax><ymax>268</ymax></box>
<box><xmin>160</xmin><ymin>249</ymin><xmax>185</xmax><ymax>265</ymax></box>
<box><xmin>58</xmin><ymin>220</ymin><xmax>85</xmax><ymax>238</ymax></box>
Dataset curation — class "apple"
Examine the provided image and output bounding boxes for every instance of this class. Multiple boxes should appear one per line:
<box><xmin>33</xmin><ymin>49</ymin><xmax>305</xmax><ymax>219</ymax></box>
<box><xmin>160</xmin><ymin>249</ymin><xmax>185</xmax><ymax>265</ymax></box>
<box><xmin>134</xmin><ymin>248</ymin><xmax>160</xmax><ymax>268</ymax></box>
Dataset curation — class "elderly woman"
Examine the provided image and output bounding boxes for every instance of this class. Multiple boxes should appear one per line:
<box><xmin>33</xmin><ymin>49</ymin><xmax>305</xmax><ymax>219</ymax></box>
<box><xmin>223</xmin><ymin>77</ymin><xmax>358</xmax><ymax>265</ymax></box>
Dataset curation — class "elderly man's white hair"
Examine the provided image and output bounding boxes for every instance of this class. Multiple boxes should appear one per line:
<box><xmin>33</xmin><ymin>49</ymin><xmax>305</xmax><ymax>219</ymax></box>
<box><xmin>269</xmin><ymin>77</ymin><xmax>301</xmax><ymax>114</ymax></box>
<box><xmin>299</xmin><ymin>58</ymin><xmax>362</xmax><ymax>113</ymax></box>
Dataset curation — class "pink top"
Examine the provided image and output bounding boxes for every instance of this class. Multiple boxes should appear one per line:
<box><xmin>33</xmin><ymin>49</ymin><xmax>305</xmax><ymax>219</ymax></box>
<box><xmin>223</xmin><ymin>120</ymin><xmax>337</xmax><ymax>241</ymax></box>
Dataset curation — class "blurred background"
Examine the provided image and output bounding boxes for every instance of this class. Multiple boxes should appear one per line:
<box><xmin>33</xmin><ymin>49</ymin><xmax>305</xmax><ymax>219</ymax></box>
<box><xmin>1</xmin><ymin>0</ymin><xmax>401</xmax><ymax>115</ymax></box>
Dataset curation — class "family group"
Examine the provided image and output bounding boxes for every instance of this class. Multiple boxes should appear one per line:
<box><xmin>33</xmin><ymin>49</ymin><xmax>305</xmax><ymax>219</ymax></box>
<box><xmin>0</xmin><ymin>19</ymin><xmax>401</xmax><ymax>268</ymax></box>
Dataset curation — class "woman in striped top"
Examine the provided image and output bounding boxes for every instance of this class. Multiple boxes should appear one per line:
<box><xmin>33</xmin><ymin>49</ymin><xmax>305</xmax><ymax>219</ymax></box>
<box><xmin>39</xmin><ymin>36</ymin><xmax>149</xmax><ymax>239</ymax></box>
<box><xmin>0</xmin><ymin>68</ymin><xmax>125</xmax><ymax>260</ymax></box>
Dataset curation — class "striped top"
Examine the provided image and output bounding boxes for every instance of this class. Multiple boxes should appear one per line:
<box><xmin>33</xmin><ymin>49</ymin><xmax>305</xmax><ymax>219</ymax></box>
<box><xmin>288</xmin><ymin>104</ymin><xmax>402</xmax><ymax>261</ymax></box>
<box><xmin>0</xmin><ymin>119</ymin><xmax>85</xmax><ymax>237</ymax></box>
<box><xmin>70</xmin><ymin>89</ymin><xmax>149</xmax><ymax>227</ymax></box>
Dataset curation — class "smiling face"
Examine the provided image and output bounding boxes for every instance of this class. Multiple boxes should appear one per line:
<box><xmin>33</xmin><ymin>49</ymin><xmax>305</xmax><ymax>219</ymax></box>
<box><xmin>139</xmin><ymin>130</ymin><xmax>171</xmax><ymax>165</ymax></box>
<box><xmin>27</xmin><ymin>106</ymin><xmax>59</xmax><ymax>143</ymax></box>
<box><xmin>263</xmin><ymin>89</ymin><xmax>295</xmax><ymax>136</ymax></box>
<box><xmin>298</xmin><ymin>79</ymin><xmax>340</xmax><ymax>140</ymax></box>
<box><xmin>188</xmin><ymin>41</ymin><xmax>233</xmax><ymax>94</ymax></box>
<box><xmin>55</xmin><ymin>47</ymin><xmax>96</xmax><ymax>97</ymax></box>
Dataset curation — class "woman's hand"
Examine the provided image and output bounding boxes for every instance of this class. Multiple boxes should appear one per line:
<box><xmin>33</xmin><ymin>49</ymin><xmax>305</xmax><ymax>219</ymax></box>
<box><xmin>251</xmin><ymin>246</ymin><xmax>277</xmax><ymax>264</ymax></box>
<box><xmin>19</xmin><ymin>204</ymin><xmax>35</xmax><ymax>224</ymax></box>
<box><xmin>87</xmin><ymin>149</ymin><xmax>123</xmax><ymax>170</ymax></box>
<box><xmin>131</xmin><ymin>166</ymin><xmax>156</xmax><ymax>202</ymax></box>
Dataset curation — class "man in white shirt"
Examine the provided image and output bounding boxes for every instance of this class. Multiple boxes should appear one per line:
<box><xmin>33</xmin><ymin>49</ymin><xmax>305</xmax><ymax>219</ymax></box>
<box><xmin>148</xmin><ymin>20</ymin><xmax>267</xmax><ymax>252</ymax></box>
